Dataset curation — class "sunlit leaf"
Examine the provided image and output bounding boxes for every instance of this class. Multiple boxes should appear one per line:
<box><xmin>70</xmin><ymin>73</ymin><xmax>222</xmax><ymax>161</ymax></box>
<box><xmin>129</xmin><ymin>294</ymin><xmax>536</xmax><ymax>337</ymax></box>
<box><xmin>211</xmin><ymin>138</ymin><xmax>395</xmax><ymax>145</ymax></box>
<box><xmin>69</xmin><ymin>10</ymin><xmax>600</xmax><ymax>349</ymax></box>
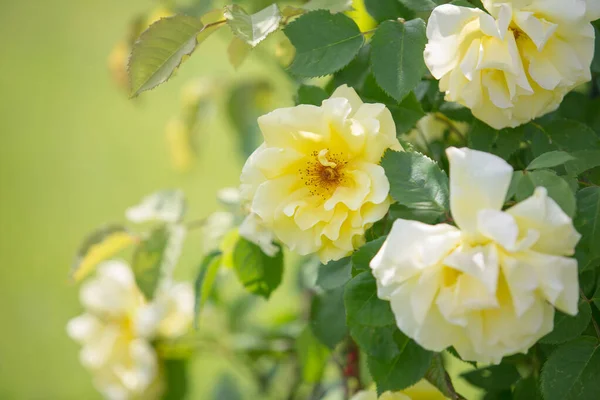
<box><xmin>232</xmin><ymin>237</ymin><xmax>283</xmax><ymax>298</ymax></box>
<box><xmin>194</xmin><ymin>251</ymin><xmax>222</xmax><ymax>328</ymax></box>
<box><xmin>296</xmin><ymin>327</ymin><xmax>330</xmax><ymax>383</ymax></box>
<box><xmin>71</xmin><ymin>225</ymin><xmax>137</xmax><ymax>282</ymax></box>
<box><xmin>224</xmin><ymin>4</ymin><xmax>282</xmax><ymax>47</ymax></box>
<box><xmin>227</xmin><ymin>36</ymin><xmax>252</xmax><ymax>69</ymax></box>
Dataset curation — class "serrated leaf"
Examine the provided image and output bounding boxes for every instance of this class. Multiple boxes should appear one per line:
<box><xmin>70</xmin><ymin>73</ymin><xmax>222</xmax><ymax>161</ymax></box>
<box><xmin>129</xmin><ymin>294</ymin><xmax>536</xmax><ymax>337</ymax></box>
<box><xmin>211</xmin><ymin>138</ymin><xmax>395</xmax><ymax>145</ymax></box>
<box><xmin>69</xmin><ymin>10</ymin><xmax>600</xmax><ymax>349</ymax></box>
<box><xmin>310</xmin><ymin>286</ymin><xmax>348</xmax><ymax>348</ymax></box>
<box><xmin>296</xmin><ymin>327</ymin><xmax>331</xmax><ymax>383</ymax></box>
<box><xmin>352</xmin><ymin>236</ymin><xmax>386</xmax><ymax>275</ymax></box>
<box><xmin>232</xmin><ymin>237</ymin><xmax>283</xmax><ymax>298</ymax></box>
<box><xmin>368</xmin><ymin>332</ymin><xmax>433</xmax><ymax>393</ymax></box>
<box><xmin>302</xmin><ymin>0</ymin><xmax>353</xmax><ymax>13</ymax></box>
<box><xmin>126</xmin><ymin>189</ymin><xmax>186</xmax><ymax>223</ymax></box>
<box><xmin>194</xmin><ymin>251</ymin><xmax>222</xmax><ymax>328</ymax></box>
<box><xmin>370</xmin><ymin>19</ymin><xmax>427</xmax><ymax>102</ymax></box>
<box><xmin>295</xmin><ymin>84</ymin><xmax>328</xmax><ymax>106</ymax></box>
<box><xmin>285</xmin><ymin>10</ymin><xmax>364</xmax><ymax>77</ymax></box>
<box><xmin>540</xmin><ymin>300</ymin><xmax>592</xmax><ymax>344</ymax></box>
<box><xmin>344</xmin><ymin>271</ymin><xmax>395</xmax><ymax>327</ymax></box>
<box><xmin>224</xmin><ymin>4</ymin><xmax>282</xmax><ymax>47</ymax></box>
<box><xmin>128</xmin><ymin>15</ymin><xmax>205</xmax><ymax>97</ymax></box>
<box><xmin>541</xmin><ymin>336</ymin><xmax>600</xmax><ymax>400</ymax></box>
<box><xmin>526</xmin><ymin>151</ymin><xmax>576</xmax><ymax>170</ymax></box>
<box><xmin>515</xmin><ymin>169</ymin><xmax>577</xmax><ymax>217</ymax></box>
<box><xmin>71</xmin><ymin>225</ymin><xmax>137</xmax><ymax>282</ymax></box>
<box><xmin>398</xmin><ymin>0</ymin><xmax>438</xmax><ymax>12</ymax></box>
<box><xmin>381</xmin><ymin>150</ymin><xmax>449</xmax><ymax>217</ymax></box>
<box><xmin>316</xmin><ymin>257</ymin><xmax>352</xmax><ymax>290</ymax></box>
<box><xmin>575</xmin><ymin>187</ymin><xmax>600</xmax><ymax>258</ymax></box>
<box><xmin>227</xmin><ymin>36</ymin><xmax>251</xmax><ymax>69</ymax></box>
<box><xmin>132</xmin><ymin>225</ymin><xmax>186</xmax><ymax>300</ymax></box>
<box><xmin>462</xmin><ymin>364</ymin><xmax>520</xmax><ymax>391</ymax></box>
<box><xmin>425</xmin><ymin>353</ymin><xmax>465</xmax><ymax>400</ymax></box>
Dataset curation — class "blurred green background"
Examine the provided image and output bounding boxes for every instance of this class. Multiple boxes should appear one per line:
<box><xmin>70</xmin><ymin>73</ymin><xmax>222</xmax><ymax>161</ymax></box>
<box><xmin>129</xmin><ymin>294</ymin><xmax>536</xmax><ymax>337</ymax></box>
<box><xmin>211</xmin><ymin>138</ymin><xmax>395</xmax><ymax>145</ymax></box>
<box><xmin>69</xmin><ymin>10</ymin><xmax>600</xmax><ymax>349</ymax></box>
<box><xmin>0</xmin><ymin>1</ymin><xmax>477</xmax><ymax>398</ymax></box>
<box><xmin>0</xmin><ymin>0</ymin><xmax>294</xmax><ymax>398</ymax></box>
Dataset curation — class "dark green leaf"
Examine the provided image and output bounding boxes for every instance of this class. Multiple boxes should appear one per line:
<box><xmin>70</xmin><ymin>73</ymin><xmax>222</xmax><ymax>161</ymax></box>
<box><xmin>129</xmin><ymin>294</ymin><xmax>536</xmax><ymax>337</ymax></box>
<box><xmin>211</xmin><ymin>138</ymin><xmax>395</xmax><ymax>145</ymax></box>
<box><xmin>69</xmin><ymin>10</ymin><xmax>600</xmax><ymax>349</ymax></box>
<box><xmin>316</xmin><ymin>257</ymin><xmax>352</xmax><ymax>290</ymax></box>
<box><xmin>128</xmin><ymin>16</ymin><xmax>205</xmax><ymax>97</ymax></box>
<box><xmin>301</xmin><ymin>0</ymin><xmax>353</xmax><ymax>13</ymax></box>
<box><xmin>310</xmin><ymin>286</ymin><xmax>348</xmax><ymax>348</ymax></box>
<box><xmin>541</xmin><ymin>336</ymin><xmax>600</xmax><ymax>400</ymax></box>
<box><xmin>392</xmin><ymin>92</ymin><xmax>427</xmax><ymax>134</ymax></box>
<box><xmin>370</xmin><ymin>19</ymin><xmax>427</xmax><ymax>102</ymax></box>
<box><xmin>285</xmin><ymin>10</ymin><xmax>364</xmax><ymax>77</ymax></box>
<box><xmin>328</xmin><ymin>45</ymin><xmax>371</xmax><ymax>91</ymax></box>
<box><xmin>462</xmin><ymin>364</ymin><xmax>520</xmax><ymax>391</ymax></box>
<box><xmin>425</xmin><ymin>353</ymin><xmax>465</xmax><ymax>400</ymax></box>
<box><xmin>352</xmin><ymin>237</ymin><xmax>386</xmax><ymax>274</ymax></box>
<box><xmin>162</xmin><ymin>358</ymin><xmax>188</xmax><ymax>400</ymax></box>
<box><xmin>296</xmin><ymin>327</ymin><xmax>330</xmax><ymax>383</ymax></box>
<box><xmin>350</xmin><ymin>324</ymin><xmax>399</xmax><ymax>361</ymax></box>
<box><xmin>295</xmin><ymin>84</ymin><xmax>328</xmax><ymax>106</ymax></box>
<box><xmin>132</xmin><ymin>225</ymin><xmax>184</xmax><ymax>300</ymax></box>
<box><xmin>398</xmin><ymin>0</ymin><xmax>438</xmax><ymax>12</ymax></box>
<box><xmin>515</xmin><ymin>170</ymin><xmax>577</xmax><ymax>217</ymax></box>
<box><xmin>364</xmin><ymin>0</ymin><xmax>415</xmax><ymax>22</ymax></box>
<box><xmin>344</xmin><ymin>271</ymin><xmax>395</xmax><ymax>327</ymax></box>
<box><xmin>565</xmin><ymin>150</ymin><xmax>600</xmax><ymax>176</ymax></box>
<box><xmin>368</xmin><ymin>331</ymin><xmax>433</xmax><ymax>393</ymax></box>
<box><xmin>194</xmin><ymin>251</ymin><xmax>222</xmax><ymax>328</ymax></box>
<box><xmin>224</xmin><ymin>4</ymin><xmax>282</xmax><ymax>47</ymax></box>
<box><xmin>574</xmin><ymin>187</ymin><xmax>600</xmax><ymax>259</ymax></box>
<box><xmin>232</xmin><ymin>237</ymin><xmax>283</xmax><ymax>298</ymax></box>
<box><xmin>592</xmin><ymin>25</ymin><xmax>600</xmax><ymax>74</ymax></box>
<box><xmin>381</xmin><ymin>150</ymin><xmax>450</xmax><ymax>217</ymax></box>
<box><xmin>527</xmin><ymin>151</ymin><xmax>576</xmax><ymax>170</ymax></box>
<box><xmin>388</xmin><ymin>203</ymin><xmax>444</xmax><ymax>224</ymax></box>
<box><xmin>513</xmin><ymin>376</ymin><xmax>542</xmax><ymax>400</ymax></box>
<box><xmin>540</xmin><ymin>300</ymin><xmax>592</xmax><ymax>344</ymax></box>
<box><xmin>529</xmin><ymin>119</ymin><xmax>600</xmax><ymax>157</ymax></box>
<box><xmin>468</xmin><ymin>119</ymin><xmax>524</xmax><ymax>160</ymax></box>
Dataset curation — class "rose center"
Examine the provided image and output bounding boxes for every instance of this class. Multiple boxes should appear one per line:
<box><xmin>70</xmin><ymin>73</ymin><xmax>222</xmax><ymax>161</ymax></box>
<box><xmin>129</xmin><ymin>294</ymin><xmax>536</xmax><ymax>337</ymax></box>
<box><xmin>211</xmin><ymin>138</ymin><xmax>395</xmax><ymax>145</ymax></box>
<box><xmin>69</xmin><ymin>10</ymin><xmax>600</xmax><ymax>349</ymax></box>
<box><xmin>299</xmin><ymin>149</ymin><xmax>348</xmax><ymax>199</ymax></box>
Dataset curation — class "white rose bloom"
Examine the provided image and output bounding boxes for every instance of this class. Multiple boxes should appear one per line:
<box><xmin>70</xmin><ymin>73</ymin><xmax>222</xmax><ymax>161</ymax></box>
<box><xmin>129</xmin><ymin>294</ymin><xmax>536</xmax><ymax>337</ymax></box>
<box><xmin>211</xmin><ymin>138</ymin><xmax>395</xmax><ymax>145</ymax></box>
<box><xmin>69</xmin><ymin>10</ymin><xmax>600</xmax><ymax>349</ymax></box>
<box><xmin>425</xmin><ymin>1</ymin><xmax>596</xmax><ymax>129</ymax></box>
<box><xmin>67</xmin><ymin>261</ymin><xmax>193</xmax><ymax>399</ymax></box>
<box><xmin>370</xmin><ymin>147</ymin><xmax>580</xmax><ymax>363</ymax></box>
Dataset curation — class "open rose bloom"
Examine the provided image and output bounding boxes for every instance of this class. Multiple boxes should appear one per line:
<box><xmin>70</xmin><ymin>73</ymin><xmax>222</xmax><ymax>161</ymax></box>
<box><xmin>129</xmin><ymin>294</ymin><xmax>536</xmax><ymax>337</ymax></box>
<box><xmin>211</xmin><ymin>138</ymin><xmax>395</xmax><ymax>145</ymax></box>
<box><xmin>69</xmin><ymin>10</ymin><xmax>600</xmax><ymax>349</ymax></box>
<box><xmin>371</xmin><ymin>147</ymin><xmax>581</xmax><ymax>363</ymax></box>
<box><xmin>67</xmin><ymin>261</ymin><xmax>193</xmax><ymax>400</ymax></box>
<box><xmin>241</xmin><ymin>85</ymin><xmax>401</xmax><ymax>263</ymax></box>
<box><xmin>425</xmin><ymin>0</ymin><xmax>597</xmax><ymax>129</ymax></box>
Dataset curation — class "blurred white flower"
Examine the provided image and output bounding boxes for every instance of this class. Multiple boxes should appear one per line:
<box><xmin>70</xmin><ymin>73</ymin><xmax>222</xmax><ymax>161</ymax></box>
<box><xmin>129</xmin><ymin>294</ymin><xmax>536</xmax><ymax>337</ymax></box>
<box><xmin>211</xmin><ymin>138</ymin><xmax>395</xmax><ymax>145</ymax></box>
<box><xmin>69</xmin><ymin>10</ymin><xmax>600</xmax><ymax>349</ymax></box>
<box><xmin>67</xmin><ymin>261</ymin><xmax>193</xmax><ymax>400</ymax></box>
<box><xmin>239</xmin><ymin>212</ymin><xmax>279</xmax><ymax>256</ymax></box>
<box><xmin>405</xmin><ymin>113</ymin><xmax>469</xmax><ymax>150</ymax></box>
<box><xmin>371</xmin><ymin>147</ymin><xmax>580</xmax><ymax>363</ymax></box>
<box><xmin>425</xmin><ymin>1</ymin><xmax>596</xmax><ymax>129</ymax></box>
<box><xmin>350</xmin><ymin>380</ymin><xmax>448</xmax><ymax>400</ymax></box>
<box><xmin>125</xmin><ymin>190</ymin><xmax>186</xmax><ymax>224</ymax></box>
<box><xmin>201</xmin><ymin>211</ymin><xmax>236</xmax><ymax>254</ymax></box>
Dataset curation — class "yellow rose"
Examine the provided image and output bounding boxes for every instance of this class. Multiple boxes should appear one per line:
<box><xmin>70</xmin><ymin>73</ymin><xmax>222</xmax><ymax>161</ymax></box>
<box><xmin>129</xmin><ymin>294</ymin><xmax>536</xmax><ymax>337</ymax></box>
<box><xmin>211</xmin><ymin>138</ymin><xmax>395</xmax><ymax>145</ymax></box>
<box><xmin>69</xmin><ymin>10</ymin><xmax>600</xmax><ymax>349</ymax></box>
<box><xmin>370</xmin><ymin>147</ymin><xmax>580</xmax><ymax>363</ymax></box>
<box><xmin>424</xmin><ymin>1</ymin><xmax>596</xmax><ymax>129</ymax></box>
<box><xmin>240</xmin><ymin>85</ymin><xmax>401</xmax><ymax>263</ymax></box>
<box><xmin>351</xmin><ymin>380</ymin><xmax>448</xmax><ymax>400</ymax></box>
<box><xmin>67</xmin><ymin>261</ymin><xmax>193</xmax><ymax>399</ymax></box>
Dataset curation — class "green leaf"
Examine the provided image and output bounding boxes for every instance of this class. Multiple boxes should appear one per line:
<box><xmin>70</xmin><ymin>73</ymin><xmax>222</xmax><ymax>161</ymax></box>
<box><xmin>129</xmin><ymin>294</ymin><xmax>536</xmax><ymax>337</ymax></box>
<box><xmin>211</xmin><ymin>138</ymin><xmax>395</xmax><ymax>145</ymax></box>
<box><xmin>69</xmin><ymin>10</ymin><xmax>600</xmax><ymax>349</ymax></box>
<box><xmin>592</xmin><ymin>25</ymin><xmax>600</xmax><ymax>74</ymax></box>
<box><xmin>227</xmin><ymin>36</ymin><xmax>251</xmax><ymax>69</ymax></box>
<box><xmin>316</xmin><ymin>257</ymin><xmax>352</xmax><ymax>290</ymax></box>
<box><xmin>194</xmin><ymin>251</ymin><xmax>222</xmax><ymax>328</ymax></box>
<box><xmin>527</xmin><ymin>151</ymin><xmax>576</xmax><ymax>170</ymax></box>
<box><xmin>425</xmin><ymin>353</ymin><xmax>464</xmax><ymax>400</ymax></box>
<box><xmin>162</xmin><ymin>358</ymin><xmax>189</xmax><ymax>400</ymax></box>
<box><xmin>224</xmin><ymin>4</ymin><xmax>282</xmax><ymax>47</ymax></box>
<box><xmin>388</xmin><ymin>203</ymin><xmax>443</xmax><ymax>224</ymax></box>
<box><xmin>71</xmin><ymin>225</ymin><xmax>136</xmax><ymax>282</ymax></box>
<box><xmin>352</xmin><ymin>237</ymin><xmax>387</xmax><ymax>275</ymax></box>
<box><xmin>310</xmin><ymin>286</ymin><xmax>348</xmax><ymax>348</ymax></box>
<box><xmin>462</xmin><ymin>364</ymin><xmax>520</xmax><ymax>391</ymax></box>
<box><xmin>295</xmin><ymin>84</ymin><xmax>328</xmax><ymax>106</ymax></box>
<box><xmin>529</xmin><ymin>119</ymin><xmax>600</xmax><ymax>157</ymax></box>
<box><xmin>344</xmin><ymin>271</ymin><xmax>395</xmax><ymax>327</ymax></box>
<box><xmin>126</xmin><ymin>189</ymin><xmax>186</xmax><ymax>223</ymax></box>
<box><xmin>296</xmin><ymin>327</ymin><xmax>331</xmax><ymax>383</ymax></box>
<box><xmin>541</xmin><ymin>336</ymin><xmax>600</xmax><ymax>400</ymax></box>
<box><xmin>540</xmin><ymin>300</ymin><xmax>592</xmax><ymax>344</ymax></box>
<box><xmin>232</xmin><ymin>237</ymin><xmax>283</xmax><ymax>298</ymax></box>
<box><xmin>350</xmin><ymin>324</ymin><xmax>399</xmax><ymax>361</ymax></box>
<box><xmin>364</xmin><ymin>0</ymin><xmax>415</xmax><ymax>22</ymax></box>
<box><xmin>128</xmin><ymin>15</ymin><xmax>205</xmax><ymax>97</ymax></box>
<box><xmin>381</xmin><ymin>150</ymin><xmax>450</xmax><ymax>217</ymax></box>
<box><xmin>370</xmin><ymin>19</ymin><xmax>427</xmax><ymax>102</ymax></box>
<box><xmin>468</xmin><ymin>119</ymin><xmax>524</xmax><ymax>160</ymax></box>
<box><xmin>132</xmin><ymin>225</ymin><xmax>186</xmax><ymax>300</ymax></box>
<box><xmin>515</xmin><ymin>170</ymin><xmax>577</xmax><ymax>217</ymax></box>
<box><xmin>301</xmin><ymin>0</ymin><xmax>353</xmax><ymax>13</ymax></box>
<box><xmin>368</xmin><ymin>331</ymin><xmax>433</xmax><ymax>393</ymax></box>
<box><xmin>513</xmin><ymin>376</ymin><xmax>542</xmax><ymax>400</ymax></box>
<box><xmin>565</xmin><ymin>150</ymin><xmax>600</xmax><ymax>176</ymax></box>
<box><xmin>574</xmin><ymin>187</ymin><xmax>600</xmax><ymax>259</ymax></box>
<box><xmin>285</xmin><ymin>10</ymin><xmax>364</xmax><ymax>77</ymax></box>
